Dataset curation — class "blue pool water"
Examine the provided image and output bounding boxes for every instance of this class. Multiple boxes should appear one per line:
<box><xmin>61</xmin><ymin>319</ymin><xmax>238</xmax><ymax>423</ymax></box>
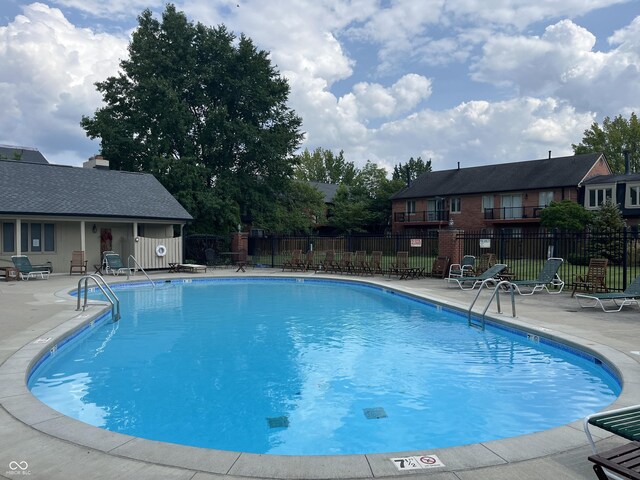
<box><xmin>29</xmin><ymin>279</ymin><xmax>620</xmax><ymax>455</ymax></box>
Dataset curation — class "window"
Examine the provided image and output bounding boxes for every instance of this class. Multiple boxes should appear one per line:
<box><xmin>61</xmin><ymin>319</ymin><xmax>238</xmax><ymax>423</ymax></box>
<box><xmin>17</xmin><ymin>223</ymin><xmax>55</xmax><ymax>253</ymax></box>
<box><xmin>450</xmin><ymin>197</ymin><xmax>461</xmax><ymax>213</ymax></box>
<box><xmin>501</xmin><ymin>227</ymin><xmax>522</xmax><ymax>238</ymax></box>
<box><xmin>406</xmin><ymin>200</ymin><xmax>416</xmax><ymax>215</ymax></box>
<box><xmin>44</xmin><ymin>224</ymin><xmax>55</xmax><ymax>251</ymax></box>
<box><xmin>587</xmin><ymin>187</ymin><xmax>612</xmax><ymax>208</ymax></box>
<box><xmin>629</xmin><ymin>185</ymin><xmax>640</xmax><ymax>207</ymax></box>
<box><xmin>482</xmin><ymin>195</ymin><xmax>494</xmax><ymax>210</ymax></box>
<box><xmin>539</xmin><ymin>191</ymin><xmax>554</xmax><ymax>207</ymax></box>
<box><xmin>2</xmin><ymin>222</ymin><xmax>15</xmax><ymax>252</ymax></box>
<box><xmin>501</xmin><ymin>194</ymin><xmax>523</xmax><ymax>219</ymax></box>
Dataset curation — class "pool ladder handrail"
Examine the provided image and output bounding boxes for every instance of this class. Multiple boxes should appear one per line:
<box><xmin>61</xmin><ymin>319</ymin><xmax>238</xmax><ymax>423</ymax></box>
<box><xmin>467</xmin><ymin>279</ymin><xmax>516</xmax><ymax>330</ymax></box>
<box><xmin>127</xmin><ymin>255</ymin><xmax>155</xmax><ymax>287</ymax></box>
<box><xmin>76</xmin><ymin>274</ymin><xmax>121</xmax><ymax>321</ymax></box>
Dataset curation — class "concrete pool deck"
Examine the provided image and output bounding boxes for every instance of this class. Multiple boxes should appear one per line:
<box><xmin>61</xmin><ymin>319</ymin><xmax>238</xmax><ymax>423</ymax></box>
<box><xmin>1</xmin><ymin>269</ymin><xmax>638</xmax><ymax>480</ymax></box>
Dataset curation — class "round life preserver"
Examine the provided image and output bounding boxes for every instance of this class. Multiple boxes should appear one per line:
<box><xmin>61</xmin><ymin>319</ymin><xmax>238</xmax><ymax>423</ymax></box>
<box><xmin>156</xmin><ymin>244</ymin><xmax>167</xmax><ymax>257</ymax></box>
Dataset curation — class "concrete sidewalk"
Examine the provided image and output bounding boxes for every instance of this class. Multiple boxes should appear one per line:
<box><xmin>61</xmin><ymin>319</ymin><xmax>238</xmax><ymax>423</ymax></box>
<box><xmin>1</xmin><ymin>270</ymin><xmax>638</xmax><ymax>480</ymax></box>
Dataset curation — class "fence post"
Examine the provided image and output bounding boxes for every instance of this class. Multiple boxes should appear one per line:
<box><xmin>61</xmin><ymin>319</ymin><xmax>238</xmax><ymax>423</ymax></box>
<box><xmin>623</xmin><ymin>227</ymin><xmax>628</xmax><ymax>290</ymax></box>
<box><xmin>271</xmin><ymin>235</ymin><xmax>276</xmax><ymax>268</ymax></box>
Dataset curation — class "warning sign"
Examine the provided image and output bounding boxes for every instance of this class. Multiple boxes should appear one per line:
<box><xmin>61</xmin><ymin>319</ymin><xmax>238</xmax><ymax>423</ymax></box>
<box><xmin>390</xmin><ymin>454</ymin><xmax>444</xmax><ymax>471</ymax></box>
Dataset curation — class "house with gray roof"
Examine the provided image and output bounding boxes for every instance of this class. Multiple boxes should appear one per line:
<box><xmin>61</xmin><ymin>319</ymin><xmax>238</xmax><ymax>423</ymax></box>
<box><xmin>390</xmin><ymin>153</ymin><xmax>611</xmax><ymax>234</ymax></box>
<box><xmin>0</xmin><ymin>156</ymin><xmax>192</xmax><ymax>274</ymax></box>
<box><xmin>0</xmin><ymin>144</ymin><xmax>49</xmax><ymax>164</ymax></box>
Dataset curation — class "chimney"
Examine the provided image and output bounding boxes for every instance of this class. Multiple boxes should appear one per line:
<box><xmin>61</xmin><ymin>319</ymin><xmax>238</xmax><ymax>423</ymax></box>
<box><xmin>548</xmin><ymin>150</ymin><xmax>551</xmax><ymax>159</ymax></box>
<box><xmin>457</xmin><ymin>162</ymin><xmax>460</xmax><ymax>170</ymax></box>
<box><xmin>623</xmin><ymin>150</ymin><xmax>631</xmax><ymax>175</ymax></box>
<box><xmin>83</xmin><ymin>155</ymin><xmax>110</xmax><ymax>170</ymax></box>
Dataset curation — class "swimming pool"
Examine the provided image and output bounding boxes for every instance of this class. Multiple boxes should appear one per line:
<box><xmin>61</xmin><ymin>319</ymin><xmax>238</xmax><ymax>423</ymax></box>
<box><xmin>29</xmin><ymin>278</ymin><xmax>620</xmax><ymax>455</ymax></box>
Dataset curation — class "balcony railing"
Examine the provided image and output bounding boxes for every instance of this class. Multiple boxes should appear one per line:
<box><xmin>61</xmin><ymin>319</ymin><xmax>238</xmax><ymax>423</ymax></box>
<box><xmin>484</xmin><ymin>205</ymin><xmax>546</xmax><ymax>220</ymax></box>
<box><xmin>394</xmin><ymin>210</ymin><xmax>450</xmax><ymax>223</ymax></box>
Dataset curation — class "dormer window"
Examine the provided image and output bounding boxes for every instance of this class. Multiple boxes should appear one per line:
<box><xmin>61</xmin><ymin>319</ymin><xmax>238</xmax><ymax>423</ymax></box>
<box><xmin>629</xmin><ymin>185</ymin><xmax>640</xmax><ymax>207</ymax></box>
<box><xmin>587</xmin><ymin>187</ymin><xmax>612</xmax><ymax>208</ymax></box>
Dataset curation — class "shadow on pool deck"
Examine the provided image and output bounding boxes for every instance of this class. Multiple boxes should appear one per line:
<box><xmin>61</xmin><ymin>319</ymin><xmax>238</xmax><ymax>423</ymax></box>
<box><xmin>1</xmin><ymin>269</ymin><xmax>638</xmax><ymax>480</ymax></box>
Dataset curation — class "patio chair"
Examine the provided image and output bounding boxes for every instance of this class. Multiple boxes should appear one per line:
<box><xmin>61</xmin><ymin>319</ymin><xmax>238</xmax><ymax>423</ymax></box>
<box><xmin>104</xmin><ymin>253</ymin><xmax>132</xmax><ymax>276</ymax></box>
<box><xmin>446</xmin><ymin>263</ymin><xmax>508</xmax><ymax>290</ymax></box>
<box><xmin>448</xmin><ymin>255</ymin><xmax>475</xmax><ymax>278</ymax></box>
<box><xmin>101</xmin><ymin>250</ymin><xmax>115</xmax><ymax>274</ymax></box>
<box><xmin>575</xmin><ymin>275</ymin><xmax>640</xmax><ymax>312</ymax></box>
<box><xmin>508</xmin><ymin>257</ymin><xmax>565</xmax><ymax>295</ymax></box>
<box><xmin>301</xmin><ymin>250</ymin><xmax>316</xmax><ymax>271</ymax></box>
<box><xmin>353</xmin><ymin>250</ymin><xmax>370</xmax><ymax>275</ymax></box>
<box><xmin>282</xmin><ymin>249</ymin><xmax>303</xmax><ymax>271</ymax></box>
<box><xmin>584</xmin><ymin>404</ymin><xmax>640</xmax><ymax>480</ymax></box>
<box><xmin>11</xmin><ymin>255</ymin><xmax>50</xmax><ymax>280</ymax></box>
<box><xmin>319</xmin><ymin>250</ymin><xmax>338</xmax><ymax>273</ymax></box>
<box><xmin>369</xmin><ymin>251</ymin><xmax>384</xmax><ymax>275</ymax></box>
<box><xmin>388</xmin><ymin>251</ymin><xmax>417</xmax><ymax>279</ymax></box>
<box><xmin>425</xmin><ymin>255</ymin><xmax>450</xmax><ymax>278</ymax></box>
<box><xmin>337</xmin><ymin>251</ymin><xmax>354</xmax><ymax>274</ymax></box>
<box><xmin>475</xmin><ymin>253</ymin><xmax>497</xmax><ymax>274</ymax></box>
<box><xmin>69</xmin><ymin>250</ymin><xmax>87</xmax><ymax>275</ymax></box>
<box><xmin>570</xmin><ymin>258</ymin><xmax>609</xmax><ymax>297</ymax></box>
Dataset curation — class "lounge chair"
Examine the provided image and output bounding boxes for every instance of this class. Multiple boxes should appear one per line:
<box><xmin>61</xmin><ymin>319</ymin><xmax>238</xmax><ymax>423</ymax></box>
<box><xmin>448</xmin><ymin>255</ymin><xmax>475</xmax><ymax>278</ymax></box>
<box><xmin>571</xmin><ymin>258</ymin><xmax>608</xmax><ymax>297</ymax></box>
<box><xmin>69</xmin><ymin>250</ymin><xmax>87</xmax><ymax>275</ymax></box>
<box><xmin>369</xmin><ymin>251</ymin><xmax>384</xmax><ymax>275</ymax></box>
<box><xmin>282</xmin><ymin>249</ymin><xmax>303</xmax><ymax>271</ymax></box>
<box><xmin>576</xmin><ymin>275</ymin><xmax>640</xmax><ymax>312</ymax></box>
<box><xmin>11</xmin><ymin>255</ymin><xmax>50</xmax><ymax>280</ymax></box>
<box><xmin>337</xmin><ymin>251</ymin><xmax>354</xmax><ymax>274</ymax></box>
<box><xmin>446</xmin><ymin>263</ymin><xmax>508</xmax><ymax>290</ymax></box>
<box><xmin>584</xmin><ymin>404</ymin><xmax>640</xmax><ymax>480</ymax></box>
<box><xmin>319</xmin><ymin>250</ymin><xmax>338</xmax><ymax>273</ymax></box>
<box><xmin>508</xmin><ymin>257</ymin><xmax>565</xmax><ymax>295</ymax></box>
<box><xmin>353</xmin><ymin>250</ymin><xmax>370</xmax><ymax>275</ymax></box>
<box><xmin>104</xmin><ymin>253</ymin><xmax>132</xmax><ymax>276</ymax></box>
<box><xmin>301</xmin><ymin>250</ymin><xmax>316</xmax><ymax>271</ymax></box>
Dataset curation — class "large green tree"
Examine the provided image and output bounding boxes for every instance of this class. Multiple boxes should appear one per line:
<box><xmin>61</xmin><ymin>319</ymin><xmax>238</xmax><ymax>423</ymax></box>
<box><xmin>572</xmin><ymin>113</ymin><xmax>640</xmax><ymax>173</ymax></box>
<box><xmin>392</xmin><ymin>156</ymin><xmax>432</xmax><ymax>183</ymax></box>
<box><xmin>293</xmin><ymin>147</ymin><xmax>358</xmax><ymax>185</ymax></box>
<box><xmin>81</xmin><ymin>4</ymin><xmax>303</xmax><ymax>233</ymax></box>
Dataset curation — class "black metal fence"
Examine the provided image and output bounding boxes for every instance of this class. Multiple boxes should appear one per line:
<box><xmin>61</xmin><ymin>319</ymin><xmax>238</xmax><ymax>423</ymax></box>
<box><xmin>184</xmin><ymin>228</ymin><xmax>640</xmax><ymax>291</ymax></box>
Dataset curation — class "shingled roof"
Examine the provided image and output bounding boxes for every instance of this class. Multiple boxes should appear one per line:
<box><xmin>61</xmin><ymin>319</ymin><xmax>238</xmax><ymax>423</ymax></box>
<box><xmin>0</xmin><ymin>145</ymin><xmax>49</xmax><ymax>164</ymax></box>
<box><xmin>0</xmin><ymin>160</ymin><xmax>192</xmax><ymax>221</ymax></box>
<box><xmin>309</xmin><ymin>181</ymin><xmax>339</xmax><ymax>203</ymax></box>
<box><xmin>392</xmin><ymin>153</ymin><xmax>607</xmax><ymax>200</ymax></box>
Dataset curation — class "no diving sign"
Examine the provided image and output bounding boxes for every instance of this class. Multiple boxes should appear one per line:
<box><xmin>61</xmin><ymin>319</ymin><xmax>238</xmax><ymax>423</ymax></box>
<box><xmin>391</xmin><ymin>454</ymin><xmax>445</xmax><ymax>471</ymax></box>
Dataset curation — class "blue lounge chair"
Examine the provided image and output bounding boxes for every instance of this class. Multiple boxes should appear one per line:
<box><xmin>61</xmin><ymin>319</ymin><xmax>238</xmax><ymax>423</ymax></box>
<box><xmin>104</xmin><ymin>253</ymin><xmax>132</xmax><ymax>276</ymax></box>
<box><xmin>509</xmin><ymin>258</ymin><xmax>565</xmax><ymax>295</ymax></box>
<box><xmin>446</xmin><ymin>263</ymin><xmax>508</xmax><ymax>290</ymax></box>
<box><xmin>576</xmin><ymin>275</ymin><xmax>640</xmax><ymax>312</ymax></box>
<box><xmin>11</xmin><ymin>255</ymin><xmax>50</xmax><ymax>280</ymax></box>
<box><xmin>448</xmin><ymin>255</ymin><xmax>475</xmax><ymax>278</ymax></box>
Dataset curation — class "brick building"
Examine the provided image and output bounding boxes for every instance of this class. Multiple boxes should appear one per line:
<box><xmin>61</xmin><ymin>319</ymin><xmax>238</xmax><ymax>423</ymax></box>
<box><xmin>391</xmin><ymin>153</ymin><xmax>613</xmax><ymax>235</ymax></box>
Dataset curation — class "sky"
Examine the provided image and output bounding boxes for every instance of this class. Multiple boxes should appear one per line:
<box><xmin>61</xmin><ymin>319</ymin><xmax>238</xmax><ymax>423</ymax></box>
<box><xmin>0</xmin><ymin>1</ymin><xmax>639</xmax><ymax>174</ymax></box>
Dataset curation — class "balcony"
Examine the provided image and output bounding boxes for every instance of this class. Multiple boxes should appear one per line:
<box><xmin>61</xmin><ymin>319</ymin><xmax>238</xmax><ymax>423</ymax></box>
<box><xmin>484</xmin><ymin>205</ymin><xmax>546</xmax><ymax>222</ymax></box>
<box><xmin>394</xmin><ymin>210</ymin><xmax>450</xmax><ymax>223</ymax></box>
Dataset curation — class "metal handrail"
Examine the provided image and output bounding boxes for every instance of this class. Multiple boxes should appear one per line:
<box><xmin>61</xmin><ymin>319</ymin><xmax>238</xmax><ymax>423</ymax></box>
<box><xmin>76</xmin><ymin>274</ymin><xmax>121</xmax><ymax>321</ymax></box>
<box><xmin>127</xmin><ymin>255</ymin><xmax>155</xmax><ymax>287</ymax></box>
<box><xmin>467</xmin><ymin>279</ymin><xmax>516</xmax><ymax>330</ymax></box>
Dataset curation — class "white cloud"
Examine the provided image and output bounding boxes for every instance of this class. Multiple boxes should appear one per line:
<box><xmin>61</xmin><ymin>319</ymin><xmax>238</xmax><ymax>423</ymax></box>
<box><xmin>51</xmin><ymin>0</ymin><xmax>164</xmax><ymax>19</ymax></box>
<box><xmin>330</xmin><ymin>97</ymin><xmax>595</xmax><ymax>172</ymax></box>
<box><xmin>0</xmin><ymin>3</ymin><xmax>128</xmax><ymax>164</ymax></box>
<box><xmin>470</xmin><ymin>18</ymin><xmax>640</xmax><ymax>116</ymax></box>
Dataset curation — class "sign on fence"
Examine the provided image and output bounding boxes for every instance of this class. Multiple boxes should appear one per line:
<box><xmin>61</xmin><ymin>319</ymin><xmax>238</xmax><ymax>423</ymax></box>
<box><xmin>410</xmin><ymin>239</ymin><xmax>422</xmax><ymax>247</ymax></box>
<box><xmin>479</xmin><ymin>238</ymin><xmax>491</xmax><ymax>248</ymax></box>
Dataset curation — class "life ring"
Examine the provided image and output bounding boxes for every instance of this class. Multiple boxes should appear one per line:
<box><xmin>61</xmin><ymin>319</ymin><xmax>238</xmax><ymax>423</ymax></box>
<box><xmin>156</xmin><ymin>244</ymin><xmax>167</xmax><ymax>257</ymax></box>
